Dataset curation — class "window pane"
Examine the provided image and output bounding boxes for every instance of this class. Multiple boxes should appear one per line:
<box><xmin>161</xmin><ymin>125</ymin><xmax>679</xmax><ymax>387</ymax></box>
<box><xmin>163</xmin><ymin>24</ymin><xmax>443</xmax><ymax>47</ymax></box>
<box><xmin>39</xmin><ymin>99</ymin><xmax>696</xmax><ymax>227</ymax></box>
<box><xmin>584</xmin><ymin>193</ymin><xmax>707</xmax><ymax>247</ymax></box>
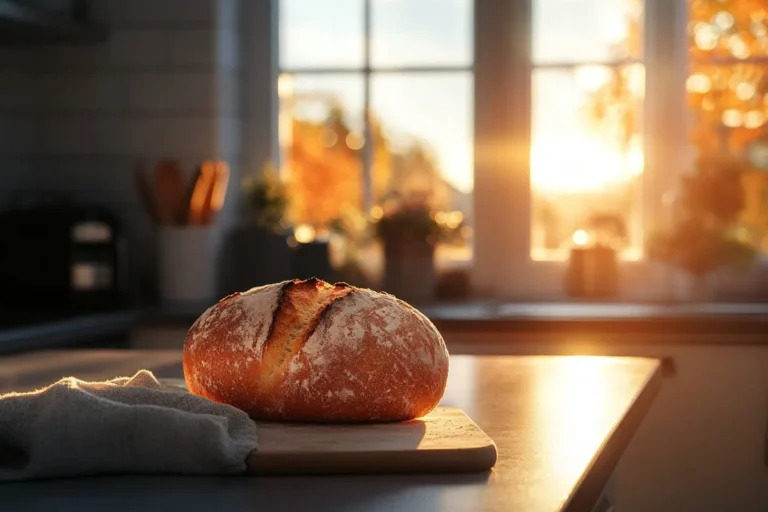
<box><xmin>689</xmin><ymin>0</ymin><xmax>768</xmax><ymax>61</ymax></box>
<box><xmin>533</xmin><ymin>0</ymin><xmax>643</xmax><ymax>64</ymax></box>
<box><xmin>278</xmin><ymin>73</ymin><xmax>365</xmax><ymax>228</ymax></box>
<box><xmin>371</xmin><ymin>72</ymin><xmax>474</xmax><ymax>267</ymax></box>
<box><xmin>531</xmin><ymin>66</ymin><xmax>645</xmax><ymax>261</ymax></box>
<box><xmin>371</xmin><ymin>0</ymin><xmax>472</xmax><ymax>67</ymax></box>
<box><xmin>687</xmin><ymin>62</ymin><xmax>768</xmax><ymax>254</ymax></box>
<box><xmin>279</xmin><ymin>0</ymin><xmax>364</xmax><ymax>69</ymax></box>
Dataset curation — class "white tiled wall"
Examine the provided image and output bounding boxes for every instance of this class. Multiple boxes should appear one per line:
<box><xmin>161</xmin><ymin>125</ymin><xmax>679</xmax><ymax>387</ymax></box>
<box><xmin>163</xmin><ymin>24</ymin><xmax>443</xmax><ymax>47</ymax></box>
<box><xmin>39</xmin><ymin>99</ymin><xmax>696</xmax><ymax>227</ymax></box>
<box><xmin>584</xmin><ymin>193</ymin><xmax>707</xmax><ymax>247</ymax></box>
<box><xmin>0</xmin><ymin>0</ymin><xmax>273</xmax><ymax>300</ymax></box>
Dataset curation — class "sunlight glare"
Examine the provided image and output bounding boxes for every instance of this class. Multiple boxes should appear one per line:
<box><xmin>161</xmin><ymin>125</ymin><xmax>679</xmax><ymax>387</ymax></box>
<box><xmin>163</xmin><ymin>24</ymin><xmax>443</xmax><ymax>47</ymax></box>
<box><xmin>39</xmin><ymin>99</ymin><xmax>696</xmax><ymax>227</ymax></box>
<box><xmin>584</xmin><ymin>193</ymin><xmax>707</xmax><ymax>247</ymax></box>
<box><xmin>722</xmin><ymin>109</ymin><xmax>743</xmax><ymax>127</ymax></box>
<box><xmin>729</xmin><ymin>35</ymin><xmax>750</xmax><ymax>59</ymax></box>
<box><xmin>534</xmin><ymin>357</ymin><xmax>613</xmax><ymax>489</ymax></box>
<box><xmin>278</xmin><ymin>74</ymin><xmax>295</xmax><ymax>98</ymax></box>
<box><xmin>294</xmin><ymin>224</ymin><xmax>316</xmax><ymax>244</ymax></box>
<box><xmin>714</xmin><ymin>11</ymin><xmax>735</xmax><ymax>31</ymax></box>
<box><xmin>735</xmin><ymin>81</ymin><xmax>756</xmax><ymax>101</ymax></box>
<box><xmin>446</xmin><ymin>211</ymin><xmax>464</xmax><ymax>229</ymax></box>
<box><xmin>572</xmin><ymin>229</ymin><xmax>589</xmax><ymax>246</ymax></box>
<box><xmin>744</xmin><ymin>110</ymin><xmax>766</xmax><ymax>129</ymax></box>
<box><xmin>694</xmin><ymin>23</ymin><xmax>719</xmax><ymax>51</ymax></box>
<box><xmin>575</xmin><ymin>66</ymin><xmax>612</xmax><ymax>93</ymax></box>
<box><xmin>531</xmin><ymin>135</ymin><xmax>640</xmax><ymax>194</ymax></box>
<box><xmin>628</xmin><ymin>64</ymin><xmax>645</xmax><ymax>98</ymax></box>
<box><xmin>686</xmin><ymin>74</ymin><xmax>711</xmax><ymax>94</ymax></box>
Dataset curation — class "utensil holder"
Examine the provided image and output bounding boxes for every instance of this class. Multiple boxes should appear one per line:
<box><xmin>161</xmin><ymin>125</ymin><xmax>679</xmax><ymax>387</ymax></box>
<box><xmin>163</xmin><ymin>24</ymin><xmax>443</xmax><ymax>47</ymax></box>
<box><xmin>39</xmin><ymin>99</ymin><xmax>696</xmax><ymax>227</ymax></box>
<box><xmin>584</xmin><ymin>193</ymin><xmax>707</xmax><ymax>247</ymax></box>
<box><xmin>158</xmin><ymin>226</ymin><xmax>220</xmax><ymax>305</ymax></box>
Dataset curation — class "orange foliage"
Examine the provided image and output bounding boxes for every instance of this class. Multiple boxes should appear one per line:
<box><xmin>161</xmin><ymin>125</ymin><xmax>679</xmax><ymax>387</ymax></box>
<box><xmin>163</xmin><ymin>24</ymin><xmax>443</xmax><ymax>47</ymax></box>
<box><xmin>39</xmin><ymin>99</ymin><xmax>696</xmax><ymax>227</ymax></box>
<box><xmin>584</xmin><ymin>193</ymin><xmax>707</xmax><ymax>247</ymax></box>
<box><xmin>286</xmin><ymin>118</ymin><xmax>363</xmax><ymax>228</ymax></box>
<box><xmin>686</xmin><ymin>1</ymin><xmax>768</xmax><ymax>249</ymax></box>
<box><xmin>589</xmin><ymin>0</ymin><xmax>768</xmax><ymax>250</ymax></box>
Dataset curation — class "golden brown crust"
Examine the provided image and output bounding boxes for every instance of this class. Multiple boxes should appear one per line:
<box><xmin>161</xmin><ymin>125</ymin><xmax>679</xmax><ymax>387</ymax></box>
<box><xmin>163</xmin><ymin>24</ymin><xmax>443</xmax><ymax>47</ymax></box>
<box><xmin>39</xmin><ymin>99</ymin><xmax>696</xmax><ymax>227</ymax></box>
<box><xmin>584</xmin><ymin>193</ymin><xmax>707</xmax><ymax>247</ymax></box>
<box><xmin>183</xmin><ymin>278</ymin><xmax>449</xmax><ymax>422</ymax></box>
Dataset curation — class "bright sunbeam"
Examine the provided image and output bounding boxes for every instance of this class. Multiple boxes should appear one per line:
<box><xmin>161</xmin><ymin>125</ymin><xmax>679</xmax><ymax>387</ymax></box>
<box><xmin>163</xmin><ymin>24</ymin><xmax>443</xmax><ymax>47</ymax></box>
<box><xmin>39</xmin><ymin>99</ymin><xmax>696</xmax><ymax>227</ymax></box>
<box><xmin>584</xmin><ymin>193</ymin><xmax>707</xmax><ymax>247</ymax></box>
<box><xmin>531</xmin><ymin>135</ymin><xmax>643</xmax><ymax>194</ymax></box>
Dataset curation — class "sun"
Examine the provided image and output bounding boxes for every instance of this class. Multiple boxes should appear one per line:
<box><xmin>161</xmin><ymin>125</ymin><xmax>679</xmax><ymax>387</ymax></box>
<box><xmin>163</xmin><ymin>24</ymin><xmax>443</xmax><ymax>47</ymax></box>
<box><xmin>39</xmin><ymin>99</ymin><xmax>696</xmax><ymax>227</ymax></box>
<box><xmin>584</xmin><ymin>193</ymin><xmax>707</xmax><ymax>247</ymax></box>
<box><xmin>531</xmin><ymin>134</ymin><xmax>643</xmax><ymax>195</ymax></box>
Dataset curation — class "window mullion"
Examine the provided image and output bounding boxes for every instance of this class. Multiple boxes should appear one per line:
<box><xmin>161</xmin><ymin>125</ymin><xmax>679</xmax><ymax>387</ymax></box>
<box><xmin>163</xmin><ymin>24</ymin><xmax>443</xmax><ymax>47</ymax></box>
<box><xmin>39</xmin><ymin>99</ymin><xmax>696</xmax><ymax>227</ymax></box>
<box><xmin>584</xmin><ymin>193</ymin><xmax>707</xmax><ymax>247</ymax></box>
<box><xmin>643</xmin><ymin>0</ymin><xmax>689</xmax><ymax>236</ymax></box>
<box><xmin>362</xmin><ymin>0</ymin><xmax>373</xmax><ymax>213</ymax></box>
<box><xmin>472</xmin><ymin>0</ymin><xmax>533</xmax><ymax>298</ymax></box>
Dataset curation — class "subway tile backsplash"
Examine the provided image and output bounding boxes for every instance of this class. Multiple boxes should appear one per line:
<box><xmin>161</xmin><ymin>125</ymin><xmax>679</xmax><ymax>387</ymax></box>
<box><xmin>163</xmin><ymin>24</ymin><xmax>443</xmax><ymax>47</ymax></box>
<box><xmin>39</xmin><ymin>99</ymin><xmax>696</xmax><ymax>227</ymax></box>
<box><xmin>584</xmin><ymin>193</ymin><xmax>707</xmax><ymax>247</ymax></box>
<box><xmin>0</xmin><ymin>0</ymin><xmax>263</xmax><ymax>302</ymax></box>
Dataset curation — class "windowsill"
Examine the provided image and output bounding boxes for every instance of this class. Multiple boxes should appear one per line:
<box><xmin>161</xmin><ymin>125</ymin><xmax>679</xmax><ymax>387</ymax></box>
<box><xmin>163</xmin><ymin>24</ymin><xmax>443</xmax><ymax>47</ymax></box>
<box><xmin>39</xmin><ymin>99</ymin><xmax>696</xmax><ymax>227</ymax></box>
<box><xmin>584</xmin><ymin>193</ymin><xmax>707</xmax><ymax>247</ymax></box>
<box><xmin>421</xmin><ymin>300</ymin><xmax>768</xmax><ymax>341</ymax></box>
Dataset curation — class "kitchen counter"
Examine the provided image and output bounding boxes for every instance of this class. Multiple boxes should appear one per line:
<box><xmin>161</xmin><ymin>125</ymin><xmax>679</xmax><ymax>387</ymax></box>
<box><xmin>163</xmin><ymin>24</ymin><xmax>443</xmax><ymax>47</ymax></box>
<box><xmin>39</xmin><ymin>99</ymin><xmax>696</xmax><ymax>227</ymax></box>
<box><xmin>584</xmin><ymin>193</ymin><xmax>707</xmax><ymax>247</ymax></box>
<box><xmin>0</xmin><ymin>350</ymin><xmax>662</xmax><ymax>512</ymax></box>
<box><xmin>0</xmin><ymin>309</ymin><xmax>142</xmax><ymax>354</ymax></box>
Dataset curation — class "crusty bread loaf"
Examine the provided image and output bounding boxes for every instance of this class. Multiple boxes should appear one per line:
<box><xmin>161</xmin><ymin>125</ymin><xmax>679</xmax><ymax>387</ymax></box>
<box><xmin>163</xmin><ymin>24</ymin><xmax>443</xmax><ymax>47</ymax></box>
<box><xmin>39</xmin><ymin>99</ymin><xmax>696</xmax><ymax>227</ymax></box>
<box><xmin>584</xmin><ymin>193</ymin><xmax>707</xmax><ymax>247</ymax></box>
<box><xmin>183</xmin><ymin>278</ymin><xmax>449</xmax><ymax>422</ymax></box>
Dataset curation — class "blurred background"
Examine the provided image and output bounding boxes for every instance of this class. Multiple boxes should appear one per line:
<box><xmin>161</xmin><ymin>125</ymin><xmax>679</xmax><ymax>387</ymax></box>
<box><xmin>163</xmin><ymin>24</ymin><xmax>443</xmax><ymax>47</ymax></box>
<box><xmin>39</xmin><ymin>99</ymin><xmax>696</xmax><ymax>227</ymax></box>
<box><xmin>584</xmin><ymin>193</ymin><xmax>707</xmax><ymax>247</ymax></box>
<box><xmin>1</xmin><ymin>2</ymin><xmax>768</xmax><ymax>511</ymax></box>
<box><xmin>2</xmin><ymin>0</ymin><xmax>768</xmax><ymax>311</ymax></box>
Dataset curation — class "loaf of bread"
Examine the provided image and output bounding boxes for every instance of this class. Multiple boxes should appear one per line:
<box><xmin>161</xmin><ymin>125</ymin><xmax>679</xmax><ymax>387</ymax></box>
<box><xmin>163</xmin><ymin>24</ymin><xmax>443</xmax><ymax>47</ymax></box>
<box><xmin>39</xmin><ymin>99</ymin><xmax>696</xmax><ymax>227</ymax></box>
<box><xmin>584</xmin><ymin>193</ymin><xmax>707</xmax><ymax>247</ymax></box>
<box><xmin>183</xmin><ymin>278</ymin><xmax>449</xmax><ymax>422</ymax></box>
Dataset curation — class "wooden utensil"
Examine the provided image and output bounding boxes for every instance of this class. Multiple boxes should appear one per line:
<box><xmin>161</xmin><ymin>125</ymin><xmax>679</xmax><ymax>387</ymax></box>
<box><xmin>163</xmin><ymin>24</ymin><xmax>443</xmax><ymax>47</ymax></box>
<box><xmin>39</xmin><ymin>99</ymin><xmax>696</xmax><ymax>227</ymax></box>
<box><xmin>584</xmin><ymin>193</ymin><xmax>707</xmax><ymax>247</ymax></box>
<box><xmin>204</xmin><ymin>161</ymin><xmax>229</xmax><ymax>225</ymax></box>
<box><xmin>183</xmin><ymin>165</ymin><xmax>203</xmax><ymax>225</ymax></box>
<box><xmin>189</xmin><ymin>160</ymin><xmax>230</xmax><ymax>225</ymax></box>
<box><xmin>154</xmin><ymin>159</ymin><xmax>187</xmax><ymax>225</ymax></box>
<box><xmin>159</xmin><ymin>379</ymin><xmax>497</xmax><ymax>475</ymax></box>
<box><xmin>134</xmin><ymin>162</ymin><xmax>160</xmax><ymax>224</ymax></box>
<box><xmin>188</xmin><ymin>162</ymin><xmax>214</xmax><ymax>226</ymax></box>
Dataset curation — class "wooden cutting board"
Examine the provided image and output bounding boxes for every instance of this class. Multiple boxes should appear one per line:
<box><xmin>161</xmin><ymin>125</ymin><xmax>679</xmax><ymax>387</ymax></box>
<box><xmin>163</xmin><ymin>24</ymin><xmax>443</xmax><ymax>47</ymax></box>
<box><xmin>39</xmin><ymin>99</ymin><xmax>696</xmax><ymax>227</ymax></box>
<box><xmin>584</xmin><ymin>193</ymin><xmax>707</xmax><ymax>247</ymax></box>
<box><xmin>162</xmin><ymin>379</ymin><xmax>497</xmax><ymax>475</ymax></box>
<box><xmin>248</xmin><ymin>406</ymin><xmax>497</xmax><ymax>475</ymax></box>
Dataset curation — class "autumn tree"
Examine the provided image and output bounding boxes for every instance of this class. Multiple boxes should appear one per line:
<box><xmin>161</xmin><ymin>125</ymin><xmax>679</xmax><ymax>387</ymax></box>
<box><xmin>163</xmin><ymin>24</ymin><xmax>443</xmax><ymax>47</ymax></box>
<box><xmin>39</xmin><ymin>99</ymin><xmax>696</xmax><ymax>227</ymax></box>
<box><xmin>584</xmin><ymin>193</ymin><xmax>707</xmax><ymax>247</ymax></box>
<box><xmin>588</xmin><ymin>0</ymin><xmax>768</xmax><ymax>252</ymax></box>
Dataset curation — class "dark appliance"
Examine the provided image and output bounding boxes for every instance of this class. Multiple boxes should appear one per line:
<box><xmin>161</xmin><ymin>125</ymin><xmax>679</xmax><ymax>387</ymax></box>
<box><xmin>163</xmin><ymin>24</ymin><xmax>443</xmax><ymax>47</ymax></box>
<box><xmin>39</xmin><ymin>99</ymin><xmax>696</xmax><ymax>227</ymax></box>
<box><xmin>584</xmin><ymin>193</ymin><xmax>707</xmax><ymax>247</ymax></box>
<box><xmin>0</xmin><ymin>203</ymin><xmax>127</xmax><ymax>320</ymax></box>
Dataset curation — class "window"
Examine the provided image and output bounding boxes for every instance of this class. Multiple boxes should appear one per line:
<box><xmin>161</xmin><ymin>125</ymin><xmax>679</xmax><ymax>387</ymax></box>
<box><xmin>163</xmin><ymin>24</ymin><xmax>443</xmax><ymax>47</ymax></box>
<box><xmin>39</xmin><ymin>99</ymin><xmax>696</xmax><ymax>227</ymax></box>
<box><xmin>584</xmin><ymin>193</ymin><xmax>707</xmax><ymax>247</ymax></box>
<box><xmin>687</xmin><ymin>0</ymin><xmax>768</xmax><ymax>254</ymax></box>
<box><xmin>277</xmin><ymin>0</ymin><xmax>474</xmax><ymax>286</ymax></box>
<box><xmin>271</xmin><ymin>0</ymin><xmax>768</xmax><ymax>299</ymax></box>
<box><xmin>531</xmin><ymin>0</ymin><xmax>645</xmax><ymax>261</ymax></box>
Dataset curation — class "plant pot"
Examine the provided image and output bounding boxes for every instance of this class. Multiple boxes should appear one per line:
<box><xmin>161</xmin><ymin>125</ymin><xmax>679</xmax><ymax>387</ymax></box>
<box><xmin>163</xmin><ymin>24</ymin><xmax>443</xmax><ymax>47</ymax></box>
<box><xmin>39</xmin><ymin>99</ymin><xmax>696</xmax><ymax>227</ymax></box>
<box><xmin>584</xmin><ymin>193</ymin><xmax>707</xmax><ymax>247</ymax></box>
<box><xmin>295</xmin><ymin>240</ymin><xmax>334</xmax><ymax>282</ymax></box>
<box><xmin>673</xmin><ymin>271</ymin><xmax>713</xmax><ymax>303</ymax></box>
<box><xmin>566</xmin><ymin>245</ymin><xmax>619</xmax><ymax>298</ymax></box>
<box><xmin>383</xmin><ymin>237</ymin><xmax>436</xmax><ymax>305</ymax></box>
<box><xmin>217</xmin><ymin>223</ymin><xmax>294</xmax><ymax>295</ymax></box>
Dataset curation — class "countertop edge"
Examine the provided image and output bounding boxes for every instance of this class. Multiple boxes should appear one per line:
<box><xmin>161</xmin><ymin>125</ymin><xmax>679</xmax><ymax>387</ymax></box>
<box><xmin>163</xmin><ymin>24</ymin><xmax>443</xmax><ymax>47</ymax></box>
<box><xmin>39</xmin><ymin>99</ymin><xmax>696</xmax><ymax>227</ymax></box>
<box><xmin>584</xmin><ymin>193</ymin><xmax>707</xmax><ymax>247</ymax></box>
<box><xmin>0</xmin><ymin>309</ymin><xmax>144</xmax><ymax>354</ymax></box>
<box><xmin>563</xmin><ymin>358</ymin><xmax>664</xmax><ymax>511</ymax></box>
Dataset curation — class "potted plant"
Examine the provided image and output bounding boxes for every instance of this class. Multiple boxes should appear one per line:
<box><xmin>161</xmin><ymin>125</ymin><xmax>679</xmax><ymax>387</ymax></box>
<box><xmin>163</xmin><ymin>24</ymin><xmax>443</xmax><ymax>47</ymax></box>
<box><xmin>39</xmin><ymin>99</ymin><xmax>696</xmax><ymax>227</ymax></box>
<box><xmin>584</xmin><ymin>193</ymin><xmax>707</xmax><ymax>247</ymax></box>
<box><xmin>374</xmin><ymin>194</ymin><xmax>450</xmax><ymax>305</ymax></box>
<box><xmin>326</xmin><ymin>204</ymin><xmax>376</xmax><ymax>289</ymax></box>
<box><xmin>647</xmin><ymin>150</ymin><xmax>756</xmax><ymax>301</ymax></box>
<box><xmin>242</xmin><ymin>162</ymin><xmax>290</xmax><ymax>233</ymax></box>
<box><xmin>218</xmin><ymin>163</ymin><xmax>295</xmax><ymax>294</ymax></box>
<box><xmin>566</xmin><ymin>213</ymin><xmax>628</xmax><ymax>299</ymax></box>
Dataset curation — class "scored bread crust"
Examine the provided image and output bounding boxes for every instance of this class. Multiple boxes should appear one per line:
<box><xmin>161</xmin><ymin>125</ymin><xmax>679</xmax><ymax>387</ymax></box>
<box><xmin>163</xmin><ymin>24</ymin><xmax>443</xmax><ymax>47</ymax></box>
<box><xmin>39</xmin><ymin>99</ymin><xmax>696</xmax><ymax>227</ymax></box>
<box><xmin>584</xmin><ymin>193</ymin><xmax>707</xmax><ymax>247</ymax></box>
<box><xmin>183</xmin><ymin>278</ymin><xmax>449</xmax><ymax>422</ymax></box>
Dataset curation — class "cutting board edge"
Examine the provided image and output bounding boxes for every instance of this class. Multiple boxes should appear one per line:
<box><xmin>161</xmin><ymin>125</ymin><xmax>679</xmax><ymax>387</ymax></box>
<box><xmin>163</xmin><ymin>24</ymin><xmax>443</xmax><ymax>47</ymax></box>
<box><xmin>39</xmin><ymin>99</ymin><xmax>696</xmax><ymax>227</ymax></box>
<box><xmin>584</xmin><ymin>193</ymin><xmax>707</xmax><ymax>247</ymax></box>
<box><xmin>247</xmin><ymin>441</ymin><xmax>498</xmax><ymax>476</ymax></box>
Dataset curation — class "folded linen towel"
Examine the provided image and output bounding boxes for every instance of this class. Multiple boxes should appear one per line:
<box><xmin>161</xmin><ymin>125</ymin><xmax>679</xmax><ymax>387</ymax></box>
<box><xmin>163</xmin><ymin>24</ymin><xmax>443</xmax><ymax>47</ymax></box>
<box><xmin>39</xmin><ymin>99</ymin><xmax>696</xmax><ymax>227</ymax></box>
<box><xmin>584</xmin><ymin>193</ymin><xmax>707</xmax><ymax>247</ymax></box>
<box><xmin>0</xmin><ymin>370</ymin><xmax>258</xmax><ymax>481</ymax></box>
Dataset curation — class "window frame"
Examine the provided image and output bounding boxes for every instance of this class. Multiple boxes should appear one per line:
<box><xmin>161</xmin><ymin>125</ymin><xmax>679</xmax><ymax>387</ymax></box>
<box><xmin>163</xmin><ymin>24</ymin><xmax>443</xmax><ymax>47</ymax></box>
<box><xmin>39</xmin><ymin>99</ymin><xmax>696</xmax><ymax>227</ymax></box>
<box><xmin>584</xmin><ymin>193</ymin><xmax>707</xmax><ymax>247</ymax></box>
<box><xmin>471</xmin><ymin>0</ymin><xmax>690</xmax><ymax>299</ymax></box>
<box><xmin>271</xmin><ymin>0</ymin><xmax>763</xmax><ymax>300</ymax></box>
<box><xmin>275</xmin><ymin>0</ymin><xmax>475</xmax><ymax>215</ymax></box>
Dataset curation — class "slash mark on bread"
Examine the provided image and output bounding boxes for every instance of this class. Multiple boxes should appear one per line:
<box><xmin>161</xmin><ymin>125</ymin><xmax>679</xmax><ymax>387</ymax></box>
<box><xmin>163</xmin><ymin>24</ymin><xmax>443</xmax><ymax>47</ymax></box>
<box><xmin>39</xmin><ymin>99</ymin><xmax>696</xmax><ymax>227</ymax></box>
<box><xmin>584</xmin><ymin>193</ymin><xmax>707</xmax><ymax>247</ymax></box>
<box><xmin>260</xmin><ymin>278</ymin><xmax>352</xmax><ymax>384</ymax></box>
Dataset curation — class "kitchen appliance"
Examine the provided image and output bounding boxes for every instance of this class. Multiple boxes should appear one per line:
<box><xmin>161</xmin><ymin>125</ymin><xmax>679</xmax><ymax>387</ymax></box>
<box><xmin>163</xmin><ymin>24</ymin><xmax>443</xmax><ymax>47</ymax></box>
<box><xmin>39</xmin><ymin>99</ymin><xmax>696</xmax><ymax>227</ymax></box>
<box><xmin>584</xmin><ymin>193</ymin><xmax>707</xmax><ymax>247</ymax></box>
<box><xmin>0</xmin><ymin>0</ymin><xmax>107</xmax><ymax>44</ymax></box>
<box><xmin>0</xmin><ymin>202</ymin><xmax>128</xmax><ymax>315</ymax></box>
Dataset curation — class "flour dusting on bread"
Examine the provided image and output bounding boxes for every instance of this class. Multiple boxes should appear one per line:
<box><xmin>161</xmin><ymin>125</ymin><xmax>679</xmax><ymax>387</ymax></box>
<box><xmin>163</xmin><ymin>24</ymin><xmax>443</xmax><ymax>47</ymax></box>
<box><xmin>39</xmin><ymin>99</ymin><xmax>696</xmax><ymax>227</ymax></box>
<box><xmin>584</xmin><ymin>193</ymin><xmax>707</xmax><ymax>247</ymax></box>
<box><xmin>183</xmin><ymin>278</ymin><xmax>449</xmax><ymax>422</ymax></box>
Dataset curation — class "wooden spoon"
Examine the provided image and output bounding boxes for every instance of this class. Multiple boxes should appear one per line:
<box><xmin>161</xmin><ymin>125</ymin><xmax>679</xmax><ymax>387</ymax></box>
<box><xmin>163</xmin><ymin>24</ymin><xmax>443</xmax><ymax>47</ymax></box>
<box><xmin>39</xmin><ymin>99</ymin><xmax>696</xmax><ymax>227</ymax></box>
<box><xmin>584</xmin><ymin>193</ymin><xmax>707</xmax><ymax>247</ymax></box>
<box><xmin>188</xmin><ymin>160</ymin><xmax>231</xmax><ymax>225</ymax></box>
<box><xmin>188</xmin><ymin>162</ymin><xmax>214</xmax><ymax>226</ymax></box>
<box><xmin>204</xmin><ymin>161</ymin><xmax>230</xmax><ymax>225</ymax></box>
<box><xmin>183</xmin><ymin>165</ymin><xmax>202</xmax><ymax>225</ymax></box>
<box><xmin>154</xmin><ymin>159</ymin><xmax>186</xmax><ymax>225</ymax></box>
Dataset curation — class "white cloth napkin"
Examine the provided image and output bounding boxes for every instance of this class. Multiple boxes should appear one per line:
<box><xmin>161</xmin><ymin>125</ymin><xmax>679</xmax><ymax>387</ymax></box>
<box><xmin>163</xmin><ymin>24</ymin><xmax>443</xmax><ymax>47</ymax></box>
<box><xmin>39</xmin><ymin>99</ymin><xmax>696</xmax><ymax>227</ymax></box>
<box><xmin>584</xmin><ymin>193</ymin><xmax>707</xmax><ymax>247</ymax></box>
<box><xmin>0</xmin><ymin>370</ymin><xmax>258</xmax><ymax>481</ymax></box>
